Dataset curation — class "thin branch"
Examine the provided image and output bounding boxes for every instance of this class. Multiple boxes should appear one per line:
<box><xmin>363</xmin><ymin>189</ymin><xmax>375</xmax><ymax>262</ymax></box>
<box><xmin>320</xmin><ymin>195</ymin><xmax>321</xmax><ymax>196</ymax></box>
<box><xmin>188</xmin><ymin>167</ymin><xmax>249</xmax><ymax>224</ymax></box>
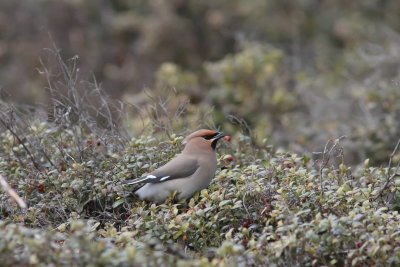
<box><xmin>0</xmin><ymin>116</ymin><xmax>41</xmax><ymax>171</ymax></box>
<box><xmin>0</xmin><ymin>174</ymin><xmax>27</xmax><ymax>209</ymax></box>
<box><xmin>315</xmin><ymin>136</ymin><xmax>346</xmax><ymax>196</ymax></box>
<box><xmin>374</xmin><ymin>137</ymin><xmax>400</xmax><ymax>200</ymax></box>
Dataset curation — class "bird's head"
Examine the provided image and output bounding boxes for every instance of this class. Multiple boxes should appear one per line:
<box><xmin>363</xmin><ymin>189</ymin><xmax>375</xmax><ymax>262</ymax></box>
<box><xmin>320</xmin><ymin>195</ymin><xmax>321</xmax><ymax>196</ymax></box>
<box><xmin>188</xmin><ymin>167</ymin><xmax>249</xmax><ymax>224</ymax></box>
<box><xmin>183</xmin><ymin>129</ymin><xmax>226</xmax><ymax>150</ymax></box>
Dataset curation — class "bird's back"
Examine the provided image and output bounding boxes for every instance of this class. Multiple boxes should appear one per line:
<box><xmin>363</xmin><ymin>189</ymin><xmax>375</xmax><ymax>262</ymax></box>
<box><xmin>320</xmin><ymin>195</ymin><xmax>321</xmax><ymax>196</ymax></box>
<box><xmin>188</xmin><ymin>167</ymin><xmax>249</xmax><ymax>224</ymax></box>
<box><xmin>135</xmin><ymin>153</ymin><xmax>217</xmax><ymax>202</ymax></box>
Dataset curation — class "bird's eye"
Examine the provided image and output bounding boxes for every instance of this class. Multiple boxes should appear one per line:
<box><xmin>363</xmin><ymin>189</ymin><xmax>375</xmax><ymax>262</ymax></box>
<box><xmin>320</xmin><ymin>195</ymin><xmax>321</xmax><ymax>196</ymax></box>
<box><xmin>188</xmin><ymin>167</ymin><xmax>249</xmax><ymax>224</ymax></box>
<box><xmin>202</xmin><ymin>133</ymin><xmax>219</xmax><ymax>140</ymax></box>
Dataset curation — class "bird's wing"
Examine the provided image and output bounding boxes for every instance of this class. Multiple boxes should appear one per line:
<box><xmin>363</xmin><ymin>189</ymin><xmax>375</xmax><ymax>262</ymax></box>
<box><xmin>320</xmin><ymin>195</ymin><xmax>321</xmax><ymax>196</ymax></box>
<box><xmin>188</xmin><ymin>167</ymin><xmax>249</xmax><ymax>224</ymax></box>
<box><xmin>122</xmin><ymin>156</ymin><xmax>199</xmax><ymax>185</ymax></box>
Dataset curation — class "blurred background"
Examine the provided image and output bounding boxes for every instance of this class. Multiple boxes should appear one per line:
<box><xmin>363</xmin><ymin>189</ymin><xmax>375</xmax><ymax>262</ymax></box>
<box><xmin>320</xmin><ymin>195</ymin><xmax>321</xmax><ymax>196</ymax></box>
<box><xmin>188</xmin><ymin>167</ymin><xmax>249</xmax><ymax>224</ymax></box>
<box><xmin>1</xmin><ymin>0</ymin><xmax>400</xmax><ymax>165</ymax></box>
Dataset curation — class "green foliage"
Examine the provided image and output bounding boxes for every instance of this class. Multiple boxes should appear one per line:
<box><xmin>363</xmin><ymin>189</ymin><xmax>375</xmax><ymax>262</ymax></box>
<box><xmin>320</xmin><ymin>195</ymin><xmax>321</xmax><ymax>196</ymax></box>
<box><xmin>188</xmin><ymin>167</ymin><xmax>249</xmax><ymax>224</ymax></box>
<box><xmin>1</xmin><ymin>117</ymin><xmax>399</xmax><ymax>266</ymax></box>
<box><xmin>1</xmin><ymin>1</ymin><xmax>400</xmax><ymax>265</ymax></box>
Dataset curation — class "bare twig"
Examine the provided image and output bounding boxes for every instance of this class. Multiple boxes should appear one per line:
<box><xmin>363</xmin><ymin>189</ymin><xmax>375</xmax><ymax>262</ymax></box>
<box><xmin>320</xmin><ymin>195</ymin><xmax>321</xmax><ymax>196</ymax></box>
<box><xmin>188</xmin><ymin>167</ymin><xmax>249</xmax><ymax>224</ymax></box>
<box><xmin>374</xmin><ymin>137</ymin><xmax>400</xmax><ymax>200</ymax></box>
<box><xmin>227</xmin><ymin>115</ymin><xmax>254</xmax><ymax>142</ymax></box>
<box><xmin>0</xmin><ymin>174</ymin><xmax>27</xmax><ymax>209</ymax></box>
<box><xmin>0</xmin><ymin>115</ymin><xmax>41</xmax><ymax>171</ymax></box>
<box><xmin>314</xmin><ymin>136</ymin><xmax>346</xmax><ymax>196</ymax></box>
<box><xmin>227</xmin><ymin>114</ymin><xmax>257</xmax><ymax>159</ymax></box>
<box><xmin>142</xmin><ymin>88</ymin><xmax>190</xmax><ymax>137</ymax></box>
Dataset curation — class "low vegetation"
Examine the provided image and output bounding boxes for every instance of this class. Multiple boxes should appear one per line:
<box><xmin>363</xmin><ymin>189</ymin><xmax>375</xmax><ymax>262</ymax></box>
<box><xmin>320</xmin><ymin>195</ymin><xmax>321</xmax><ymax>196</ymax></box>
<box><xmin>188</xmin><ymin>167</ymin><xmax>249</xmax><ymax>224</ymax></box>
<box><xmin>1</xmin><ymin>1</ymin><xmax>400</xmax><ymax>265</ymax></box>
<box><xmin>0</xmin><ymin>67</ymin><xmax>399</xmax><ymax>265</ymax></box>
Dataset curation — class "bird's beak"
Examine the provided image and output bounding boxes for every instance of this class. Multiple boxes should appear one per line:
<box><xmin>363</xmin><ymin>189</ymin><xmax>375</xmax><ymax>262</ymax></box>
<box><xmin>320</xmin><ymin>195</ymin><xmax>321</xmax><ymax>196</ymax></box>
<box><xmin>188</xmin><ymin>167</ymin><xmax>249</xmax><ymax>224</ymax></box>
<box><xmin>210</xmin><ymin>132</ymin><xmax>226</xmax><ymax>150</ymax></box>
<box><xmin>211</xmin><ymin>132</ymin><xmax>226</xmax><ymax>142</ymax></box>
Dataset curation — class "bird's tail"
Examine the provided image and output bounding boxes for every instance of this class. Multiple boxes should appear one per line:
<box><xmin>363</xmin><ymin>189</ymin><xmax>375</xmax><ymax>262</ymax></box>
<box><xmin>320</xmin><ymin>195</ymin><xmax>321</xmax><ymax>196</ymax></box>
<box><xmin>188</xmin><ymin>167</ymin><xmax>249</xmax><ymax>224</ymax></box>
<box><xmin>121</xmin><ymin>176</ymin><xmax>149</xmax><ymax>185</ymax></box>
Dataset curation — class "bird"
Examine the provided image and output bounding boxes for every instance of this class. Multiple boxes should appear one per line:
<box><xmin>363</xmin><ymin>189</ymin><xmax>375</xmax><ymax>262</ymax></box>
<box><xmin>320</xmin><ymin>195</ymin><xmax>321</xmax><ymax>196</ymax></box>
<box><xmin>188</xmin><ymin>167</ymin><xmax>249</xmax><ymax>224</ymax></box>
<box><xmin>122</xmin><ymin>129</ymin><xmax>227</xmax><ymax>203</ymax></box>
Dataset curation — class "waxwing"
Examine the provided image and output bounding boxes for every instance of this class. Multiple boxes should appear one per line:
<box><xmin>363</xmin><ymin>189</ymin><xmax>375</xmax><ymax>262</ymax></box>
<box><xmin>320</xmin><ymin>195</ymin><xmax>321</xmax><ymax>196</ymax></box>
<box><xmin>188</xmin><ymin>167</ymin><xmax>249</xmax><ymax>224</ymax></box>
<box><xmin>123</xmin><ymin>129</ymin><xmax>226</xmax><ymax>203</ymax></box>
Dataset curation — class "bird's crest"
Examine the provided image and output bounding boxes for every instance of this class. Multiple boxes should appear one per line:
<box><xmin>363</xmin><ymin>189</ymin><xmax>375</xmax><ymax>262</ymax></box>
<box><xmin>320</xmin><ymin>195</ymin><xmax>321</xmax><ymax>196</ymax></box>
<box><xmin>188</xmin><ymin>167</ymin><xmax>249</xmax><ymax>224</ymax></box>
<box><xmin>182</xmin><ymin>129</ymin><xmax>219</xmax><ymax>144</ymax></box>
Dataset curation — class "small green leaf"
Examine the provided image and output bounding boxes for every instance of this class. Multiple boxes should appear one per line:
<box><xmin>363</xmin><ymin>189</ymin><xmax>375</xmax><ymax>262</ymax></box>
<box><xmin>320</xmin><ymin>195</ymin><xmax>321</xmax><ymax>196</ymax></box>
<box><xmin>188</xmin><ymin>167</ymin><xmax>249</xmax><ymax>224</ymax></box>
<box><xmin>219</xmin><ymin>200</ymin><xmax>231</xmax><ymax>207</ymax></box>
<box><xmin>112</xmin><ymin>198</ymin><xmax>125</xmax><ymax>208</ymax></box>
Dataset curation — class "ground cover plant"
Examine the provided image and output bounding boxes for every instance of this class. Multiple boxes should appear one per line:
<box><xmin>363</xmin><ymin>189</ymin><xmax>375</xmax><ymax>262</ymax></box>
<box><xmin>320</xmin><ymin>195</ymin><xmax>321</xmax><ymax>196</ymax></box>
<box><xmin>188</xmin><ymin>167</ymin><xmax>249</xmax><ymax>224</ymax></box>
<box><xmin>0</xmin><ymin>52</ymin><xmax>400</xmax><ymax>266</ymax></box>
<box><xmin>2</xmin><ymin>1</ymin><xmax>400</xmax><ymax>166</ymax></box>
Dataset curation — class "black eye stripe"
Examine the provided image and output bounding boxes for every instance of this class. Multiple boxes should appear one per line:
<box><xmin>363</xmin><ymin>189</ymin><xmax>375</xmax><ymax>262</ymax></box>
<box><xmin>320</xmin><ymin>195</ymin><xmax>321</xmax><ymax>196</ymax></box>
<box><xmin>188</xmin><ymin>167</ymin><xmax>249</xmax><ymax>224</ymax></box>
<box><xmin>202</xmin><ymin>133</ymin><xmax>218</xmax><ymax>140</ymax></box>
